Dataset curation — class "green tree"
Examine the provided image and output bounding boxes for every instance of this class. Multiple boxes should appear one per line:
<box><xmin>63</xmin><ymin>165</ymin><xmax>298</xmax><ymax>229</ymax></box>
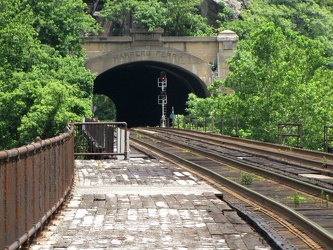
<box><xmin>221</xmin><ymin>1</ymin><xmax>332</xmax><ymax>148</ymax></box>
<box><xmin>133</xmin><ymin>0</ymin><xmax>168</xmax><ymax>32</ymax></box>
<box><xmin>24</xmin><ymin>0</ymin><xmax>100</xmax><ymax>56</ymax></box>
<box><xmin>0</xmin><ymin>0</ymin><xmax>97</xmax><ymax>149</ymax></box>
<box><xmin>92</xmin><ymin>94</ymin><xmax>117</xmax><ymax>121</ymax></box>
<box><xmin>160</xmin><ymin>0</ymin><xmax>214</xmax><ymax>36</ymax></box>
<box><xmin>101</xmin><ymin>0</ymin><xmax>214</xmax><ymax>36</ymax></box>
<box><xmin>101</xmin><ymin>0</ymin><xmax>137</xmax><ymax>35</ymax></box>
<box><xmin>0</xmin><ymin>52</ymin><xmax>95</xmax><ymax>148</ymax></box>
<box><xmin>0</xmin><ymin>1</ymin><xmax>38</xmax><ymax>75</ymax></box>
<box><xmin>223</xmin><ymin>21</ymin><xmax>329</xmax><ymax>146</ymax></box>
<box><xmin>187</xmin><ymin>0</ymin><xmax>333</xmax><ymax>150</ymax></box>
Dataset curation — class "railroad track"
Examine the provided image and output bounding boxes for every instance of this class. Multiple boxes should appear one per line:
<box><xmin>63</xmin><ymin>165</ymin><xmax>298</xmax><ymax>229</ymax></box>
<box><xmin>130</xmin><ymin>127</ymin><xmax>333</xmax><ymax>249</ymax></box>
<box><xmin>157</xmin><ymin>127</ymin><xmax>333</xmax><ymax>174</ymax></box>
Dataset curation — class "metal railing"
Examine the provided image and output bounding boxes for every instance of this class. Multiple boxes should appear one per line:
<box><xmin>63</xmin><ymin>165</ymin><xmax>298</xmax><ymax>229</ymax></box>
<box><xmin>173</xmin><ymin>116</ymin><xmax>229</xmax><ymax>134</ymax></box>
<box><xmin>278</xmin><ymin>123</ymin><xmax>302</xmax><ymax>148</ymax></box>
<box><xmin>73</xmin><ymin>119</ymin><xmax>129</xmax><ymax>159</ymax></box>
<box><xmin>0</xmin><ymin>126</ymin><xmax>74</xmax><ymax>249</ymax></box>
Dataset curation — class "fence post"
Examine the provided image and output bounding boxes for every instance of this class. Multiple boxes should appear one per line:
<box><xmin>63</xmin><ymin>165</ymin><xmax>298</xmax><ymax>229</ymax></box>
<box><xmin>212</xmin><ymin>117</ymin><xmax>215</xmax><ymax>133</ymax></box>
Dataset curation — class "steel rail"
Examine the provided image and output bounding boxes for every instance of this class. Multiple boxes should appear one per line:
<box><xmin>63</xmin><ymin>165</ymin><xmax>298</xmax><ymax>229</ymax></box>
<box><xmin>135</xmin><ymin>129</ymin><xmax>333</xmax><ymax>200</ymax></box>
<box><xmin>131</xmin><ymin>131</ymin><xmax>333</xmax><ymax>249</ymax></box>
<box><xmin>156</xmin><ymin>127</ymin><xmax>333</xmax><ymax>172</ymax></box>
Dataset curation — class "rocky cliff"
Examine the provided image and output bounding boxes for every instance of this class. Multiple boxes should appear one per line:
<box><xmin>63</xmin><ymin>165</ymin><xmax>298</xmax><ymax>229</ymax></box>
<box><xmin>201</xmin><ymin>0</ymin><xmax>244</xmax><ymax>27</ymax></box>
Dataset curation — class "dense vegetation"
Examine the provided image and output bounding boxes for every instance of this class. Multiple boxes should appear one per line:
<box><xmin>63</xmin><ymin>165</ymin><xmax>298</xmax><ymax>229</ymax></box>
<box><xmin>1</xmin><ymin>0</ymin><xmax>333</xmax><ymax>151</ymax></box>
<box><xmin>186</xmin><ymin>0</ymin><xmax>333</xmax><ymax>150</ymax></box>
<box><xmin>92</xmin><ymin>94</ymin><xmax>116</xmax><ymax>121</ymax></box>
<box><xmin>100</xmin><ymin>0</ymin><xmax>215</xmax><ymax>36</ymax></box>
<box><xmin>0</xmin><ymin>0</ymin><xmax>99</xmax><ymax>149</ymax></box>
<box><xmin>100</xmin><ymin>0</ymin><xmax>333</xmax><ymax>149</ymax></box>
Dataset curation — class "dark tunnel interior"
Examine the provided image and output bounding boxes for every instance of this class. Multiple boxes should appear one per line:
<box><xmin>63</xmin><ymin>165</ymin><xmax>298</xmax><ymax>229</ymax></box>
<box><xmin>93</xmin><ymin>61</ymin><xmax>208</xmax><ymax>127</ymax></box>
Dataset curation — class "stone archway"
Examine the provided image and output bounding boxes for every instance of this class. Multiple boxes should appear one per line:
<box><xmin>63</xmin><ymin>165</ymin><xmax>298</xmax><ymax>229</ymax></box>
<box><xmin>85</xmin><ymin>46</ymin><xmax>214</xmax><ymax>88</ymax></box>
<box><xmin>93</xmin><ymin>60</ymin><xmax>209</xmax><ymax>127</ymax></box>
<box><xmin>83</xmin><ymin>29</ymin><xmax>239</xmax><ymax>126</ymax></box>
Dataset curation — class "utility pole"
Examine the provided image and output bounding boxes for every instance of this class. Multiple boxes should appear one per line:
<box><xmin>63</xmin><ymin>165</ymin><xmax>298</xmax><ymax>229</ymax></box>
<box><xmin>158</xmin><ymin>71</ymin><xmax>167</xmax><ymax>127</ymax></box>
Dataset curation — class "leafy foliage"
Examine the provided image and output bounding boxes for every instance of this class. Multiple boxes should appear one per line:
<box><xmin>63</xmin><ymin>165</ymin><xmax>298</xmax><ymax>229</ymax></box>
<box><xmin>159</xmin><ymin>0</ymin><xmax>214</xmax><ymax>36</ymax></box>
<box><xmin>134</xmin><ymin>0</ymin><xmax>168</xmax><ymax>32</ymax></box>
<box><xmin>100</xmin><ymin>0</ymin><xmax>137</xmax><ymax>35</ymax></box>
<box><xmin>24</xmin><ymin>0</ymin><xmax>100</xmax><ymax>56</ymax></box>
<box><xmin>101</xmin><ymin>0</ymin><xmax>214</xmax><ymax>36</ymax></box>
<box><xmin>0</xmin><ymin>0</ymin><xmax>97</xmax><ymax>149</ymax></box>
<box><xmin>92</xmin><ymin>94</ymin><xmax>117</xmax><ymax>121</ymax></box>
<box><xmin>0</xmin><ymin>1</ymin><xmax>38</xmax><ymax>75</ymax></box>
<box><xmin>186</xmin><ymin>0</ymin><xmax>333</xmax><ymax>150</ymax></box>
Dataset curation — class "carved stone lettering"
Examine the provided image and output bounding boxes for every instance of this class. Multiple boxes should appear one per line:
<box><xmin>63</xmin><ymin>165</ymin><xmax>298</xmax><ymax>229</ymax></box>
<box><xmin>112</xmin><ymin>50</ymin><xmax>184</xmax><ymax>63</ymax></box>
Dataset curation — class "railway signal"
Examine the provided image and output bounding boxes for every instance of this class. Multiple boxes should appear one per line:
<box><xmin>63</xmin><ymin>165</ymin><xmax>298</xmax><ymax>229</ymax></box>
<box><xmin>158</xmin><ymin>71</ymin><xmax>167</xmax><ymax>127</ymax></box>
<box><xmin>160</xmin><ymin>90</ymin><xmax>167</xmax><ymax>99</ymax></box>
<box><xmin>160</xmin><ymin>71</ymin><xmax>166</xmax><ymax>82</ymax></box>
<box><xmin>158</xmin><ymin>71</ymin><xmax>167</xmax><ymax>88</ymax></box>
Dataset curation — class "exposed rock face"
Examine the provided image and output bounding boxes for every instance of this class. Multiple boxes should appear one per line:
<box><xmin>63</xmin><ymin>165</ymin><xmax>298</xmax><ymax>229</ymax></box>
<box><xmin>200</xmin><ymin>0</ymin><xmax>244</xmax><ymax>27</ymax></box>
<box><xmin>200</xmin><ymin>0</ymin><xmax>220</xmax><ymax>27</ymax></box>
<box><xmin>215</xmin><ymin>0</ymin><xmax>244</xmax><ymax>14</ymax></box>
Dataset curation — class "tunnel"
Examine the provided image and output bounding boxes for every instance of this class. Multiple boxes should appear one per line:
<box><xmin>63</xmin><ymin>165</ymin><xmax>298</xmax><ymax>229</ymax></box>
<box><xmin>93</xmin><ymin>61</ymin><xmax>209</xmax><ymax>127</ymax></box>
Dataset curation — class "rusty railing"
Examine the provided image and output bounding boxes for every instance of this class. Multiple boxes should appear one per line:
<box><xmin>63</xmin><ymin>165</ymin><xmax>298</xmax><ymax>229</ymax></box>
<box><xmin>0</xmin><ymin>125</ymin><xmax>75</xmax><ymax>249</ymax></box>
<box><xmin>73</xmin><ymin>119</ymin><xmax>129</xmax><ymax>159</ymax></box>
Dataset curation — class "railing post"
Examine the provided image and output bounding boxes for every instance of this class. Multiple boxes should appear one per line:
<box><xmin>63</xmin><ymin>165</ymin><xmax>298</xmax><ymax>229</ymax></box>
<box><xmin>212</xmin><ymin>117</ymin><xmax>215</xmax><ymax>133</ymax></box>
<box><xmin>124</xmin><ymin>123</ymin><xmax>129</xmax><ymax>160</ymax></box>
<box><xmin>221</xmin><ymin>117</ymin><xmax>224</xmax><ymax>134</ymax></box>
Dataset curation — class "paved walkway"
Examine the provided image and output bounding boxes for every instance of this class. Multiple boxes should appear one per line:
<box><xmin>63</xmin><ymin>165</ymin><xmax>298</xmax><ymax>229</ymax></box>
<box><xmin>31</xmin><ymin>158</ymin><xmax>270</xmax><ymax>250</ymax></box>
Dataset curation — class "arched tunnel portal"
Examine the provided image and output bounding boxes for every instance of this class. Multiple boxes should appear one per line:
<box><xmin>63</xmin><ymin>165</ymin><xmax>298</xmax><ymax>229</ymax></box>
<box><xmin>93</xmin><ymin>61</ymin><xmax>209</xmax><ymax>127</ymax></box>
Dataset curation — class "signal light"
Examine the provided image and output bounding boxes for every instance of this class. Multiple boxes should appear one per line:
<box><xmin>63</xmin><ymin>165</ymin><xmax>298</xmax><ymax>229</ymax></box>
<box><xmin>160</xmin><ymin>71</ymin><xmax>166</xmax><ymax>81</ymax></box>
<box><xmin>161</xmin><ymin>90</ymin><xmax>167</xmax><ymax>99</ymax></box>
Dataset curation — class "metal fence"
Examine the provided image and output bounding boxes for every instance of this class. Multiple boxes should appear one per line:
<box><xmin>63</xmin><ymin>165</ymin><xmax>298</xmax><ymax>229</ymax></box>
<box><xmin>0</xmin><ymin>126</ymin><xmax>74</xmax><ymax>249</ymax></box>
<box><xmin>73</xmin><ymin>119</ymin><xmax>129</xmax><ymax>160</ymax></box>
<box><xmin>173</xmin><ymin>116</ymin><xmax>232</xmax><ymax>134</ymax></box>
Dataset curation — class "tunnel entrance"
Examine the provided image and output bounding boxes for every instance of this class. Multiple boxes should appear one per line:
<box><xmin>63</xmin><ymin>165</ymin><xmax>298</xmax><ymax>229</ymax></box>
<box><xmin>93</xmin><ymin>61</ymin><xmax>209</xmax><ymax>127</ymax></box>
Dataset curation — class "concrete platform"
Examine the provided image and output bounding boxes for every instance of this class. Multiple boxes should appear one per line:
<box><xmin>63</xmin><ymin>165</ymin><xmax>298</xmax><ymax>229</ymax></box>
<box><xmin>31</xmin><ymin>158</ymin><xmax>271</xmax><ymax>249</ymax></box>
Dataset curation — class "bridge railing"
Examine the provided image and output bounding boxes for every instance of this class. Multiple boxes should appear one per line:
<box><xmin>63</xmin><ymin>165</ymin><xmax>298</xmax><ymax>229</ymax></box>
<box><xmin>0</xmin><ymin>126</ymin><xmax>75</xmax><ymax>250</ymax></box>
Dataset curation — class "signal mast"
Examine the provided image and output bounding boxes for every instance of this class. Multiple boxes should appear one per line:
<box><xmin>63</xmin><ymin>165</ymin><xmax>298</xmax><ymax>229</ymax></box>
<box><xmin>158</xmin><ymin>71</ymin><xmax>167</xmax><ymax>127</ymax></box>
